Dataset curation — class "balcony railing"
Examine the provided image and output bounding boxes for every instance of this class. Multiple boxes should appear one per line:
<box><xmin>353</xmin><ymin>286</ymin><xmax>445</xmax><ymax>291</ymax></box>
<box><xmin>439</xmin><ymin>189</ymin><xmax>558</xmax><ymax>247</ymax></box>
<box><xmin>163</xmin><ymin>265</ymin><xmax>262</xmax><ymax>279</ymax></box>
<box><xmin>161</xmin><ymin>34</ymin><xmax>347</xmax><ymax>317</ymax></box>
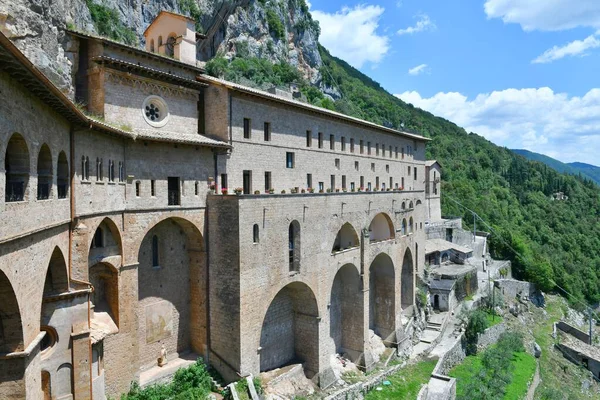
<box><xmin>37</xmin><ymin>183</ymin><xmax>50</xmax><ymax>200</ymax></box>
<box><xmin>168</xmin><ymin>190</ymin><xmax>180</xmax><ymax>206</ymax></box>
<box><xmin>58</xmin><ymin>184</ymin><xmax>68</xmax><ymax>199</ymax></box>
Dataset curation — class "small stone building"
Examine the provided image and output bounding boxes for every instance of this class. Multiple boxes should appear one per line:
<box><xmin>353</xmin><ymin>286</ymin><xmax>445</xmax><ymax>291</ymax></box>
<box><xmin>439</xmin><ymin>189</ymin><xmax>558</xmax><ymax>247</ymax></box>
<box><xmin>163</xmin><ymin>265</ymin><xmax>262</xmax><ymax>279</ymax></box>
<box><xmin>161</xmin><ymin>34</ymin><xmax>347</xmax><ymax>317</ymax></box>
<box><xmin>0</xmin><ymin>11</ymin><xmax>438</xmax><ymax>399</ymax></box>
<box><xmin>429</xmin><ymin>279</ymin><xmax>456</xmax><ymax>312</ymax></box>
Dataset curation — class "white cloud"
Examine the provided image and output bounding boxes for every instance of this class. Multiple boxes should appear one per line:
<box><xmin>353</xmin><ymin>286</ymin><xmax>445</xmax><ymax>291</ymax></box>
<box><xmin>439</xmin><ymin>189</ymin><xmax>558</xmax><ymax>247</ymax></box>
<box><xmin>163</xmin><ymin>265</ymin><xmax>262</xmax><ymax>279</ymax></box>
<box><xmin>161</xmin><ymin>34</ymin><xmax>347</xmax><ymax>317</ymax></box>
<box><xmin>311</xmin><ymin>5</ymin><xmax>390</xmax><ymax>68</ymax></box>
<box><xmin>408</xmin><ymin>63</ymin><xmax>428</xmax><ymax>75</ymax></box>
<box><xmin>484</xmin><ymin>0</ymin><xmax>600</xmax><ymax>31</ymax></box>
<box><xmin>397</xmin><ymin>14</ymin><xmax>436</xmax><ymax>35</ymax></box>
<box><xmin>395</xmin><ymin>88</ymin><xmax>600</xmax><ymax>164</ymax></box>
<box><xmin>532</xmin><ymin>33</ymin><xmax>600</xmax><ymax>63</ymax></box>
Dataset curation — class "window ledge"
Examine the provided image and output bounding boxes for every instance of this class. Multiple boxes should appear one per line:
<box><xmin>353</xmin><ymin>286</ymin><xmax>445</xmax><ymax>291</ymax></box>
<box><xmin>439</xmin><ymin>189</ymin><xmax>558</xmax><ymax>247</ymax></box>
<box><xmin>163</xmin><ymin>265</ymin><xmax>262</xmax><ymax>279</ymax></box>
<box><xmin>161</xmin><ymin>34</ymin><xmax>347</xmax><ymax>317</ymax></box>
<box><xmin>331</xmin><ymin>246</ymin><xmax>359</xmax><ymax>255</ymax></box>
<box><xmin>81</xmin><ymin>180</ymin><xmax>92</xmax><ymax>185</ymax></box>
<box><xmin>95</xmin><ymin>181</ymin><xmax>105</xmax><ymax>185</ymax></box>
<box><xmin>108</xmin><ymin>182</ymin><xmax>116</xmax><ymax>185</ymax></box>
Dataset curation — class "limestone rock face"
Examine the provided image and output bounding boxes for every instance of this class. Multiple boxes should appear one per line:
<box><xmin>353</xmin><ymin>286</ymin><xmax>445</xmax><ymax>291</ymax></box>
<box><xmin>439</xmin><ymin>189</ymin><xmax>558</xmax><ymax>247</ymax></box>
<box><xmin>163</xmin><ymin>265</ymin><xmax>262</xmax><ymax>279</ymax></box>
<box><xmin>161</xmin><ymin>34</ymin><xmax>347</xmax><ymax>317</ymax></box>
<box><xmin>0</xmin><ymin>0</ymin><xmax>322</xmax><ymax>94</ymax></box>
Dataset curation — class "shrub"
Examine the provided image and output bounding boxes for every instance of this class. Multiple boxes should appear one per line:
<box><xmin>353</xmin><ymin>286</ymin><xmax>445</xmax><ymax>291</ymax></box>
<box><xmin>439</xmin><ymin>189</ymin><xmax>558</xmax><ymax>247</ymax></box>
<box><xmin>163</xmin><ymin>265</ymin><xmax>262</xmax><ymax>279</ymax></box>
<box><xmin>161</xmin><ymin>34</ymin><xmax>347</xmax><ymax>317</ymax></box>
<box><xmin>206</xmin><ymin>56</ymin><xmax>229</xmax><ymax>78</ymax></box>
<box><xmin>465</xmin><ymin>310</ymin><xmax>489</xmax><ymax>355</ymax></box>
<box><xmin>86</xmin><ymin>0</ymin><xmax>137</xmax><ymax>45</ymax></box>
<box><xmin>266</xmin><ymin>9</ymin><xmax>285</xmax><ymax>40</ymax></box>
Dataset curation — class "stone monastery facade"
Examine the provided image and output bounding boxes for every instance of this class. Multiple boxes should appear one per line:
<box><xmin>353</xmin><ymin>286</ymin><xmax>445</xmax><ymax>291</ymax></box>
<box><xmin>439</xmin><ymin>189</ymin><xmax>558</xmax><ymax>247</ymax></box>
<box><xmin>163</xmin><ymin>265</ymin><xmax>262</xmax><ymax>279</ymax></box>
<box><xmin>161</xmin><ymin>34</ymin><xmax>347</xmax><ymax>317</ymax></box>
<box><xmin>0</xmin><ymin>11</ymin><xmax>441</xmax><ymax>399</ymax></box>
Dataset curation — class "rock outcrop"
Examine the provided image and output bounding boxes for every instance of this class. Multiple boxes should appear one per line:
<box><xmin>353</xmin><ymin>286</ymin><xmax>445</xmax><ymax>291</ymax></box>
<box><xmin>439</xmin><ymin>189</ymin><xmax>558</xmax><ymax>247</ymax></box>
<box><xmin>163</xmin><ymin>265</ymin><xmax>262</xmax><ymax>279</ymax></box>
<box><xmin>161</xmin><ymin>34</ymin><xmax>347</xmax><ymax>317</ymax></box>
<box><xmin>0</xmin><ymin>0</ymin><xmax>322</xmax><ymax>94</ymax></box>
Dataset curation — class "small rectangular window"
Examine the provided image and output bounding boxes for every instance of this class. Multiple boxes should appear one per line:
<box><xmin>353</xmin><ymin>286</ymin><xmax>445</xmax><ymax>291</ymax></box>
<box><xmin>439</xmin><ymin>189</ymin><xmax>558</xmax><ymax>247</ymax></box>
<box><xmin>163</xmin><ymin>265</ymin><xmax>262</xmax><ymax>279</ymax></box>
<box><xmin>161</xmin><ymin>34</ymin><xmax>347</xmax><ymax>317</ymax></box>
<box><xmin>135</xmin><ymin>181</ymin><xmax>141</xmax><ymax>197</ymax></box>
<box><xmin>389</xmin><ymin>145</ymin><xmax>393</xmax><ymax>158</ymax></box>
<box><xmin>368</xmin><ymin>142</ymin><xmax>371</xmax><ymax>155</ymax></box>
<box><xmin>351</xmin><ymin>182</ymin><xmax>355</xmax><ymax>191</ymax></box>
<box><xmin>265</xmin><ymin>171</ymin><xmax>272</xmax><ymax>192</ymax></box>
<box><xmin>330</xmin><ymin>175</ymin><xmax>335</xmax><ymax>190</ymax></box>
<box><xmin>243</xmin><ymin>118</ymin><xmax>251</xmax><ymax>139</ymax></box>
<box><xmin>330</xmin><ymin>134</ymin><xmax>335</xmax><ymax>150</ymax></box>
<box><xmin>168</xmin><ymin>177</ymin><xmax>180</xmax><ymax>205</ymax></box>
<box><xmin>221</xmin><ymin>173</ymin><xmax>228</xmax><ymax>190</ymax></box>
<box><xmin>342</xmin><ymin>175</ymin><xmax>347</xmax><ymax>189</ymax></box>
<box><xmin>243</xmin><ymin>170</ymin><xmax>252</xmax><ymax>194</ymax></box>
<box><xmin>408</xmin><ymin>166</ymin><xmax>411</xmax><ymax>175</ymax></box>
<box><xmin>307</xmin><ymin>173</ymin><xmax>312</xmax><ymax>189</ymax></box>
<box><xmin>341</xmin><ymin>137</ymin><xmax>346</xmax><ymax>151</ymax></box>
<box><xmin>395</xmin><ymin>146</ymin><xmax>398</xmax><ymax>159</ymax></box>
<box><xmin>195</xmin><ymin>181</ymin><xmax>199</xmax><ymax>195</ymax></box>
<box><xmin>318</xmin><ymin>132</ymin><xmax>323</xmax><ymax>148</ymax></box>
<box><xmin>376</xmin><ymin>176</ymin><xmax>380</xmax><ymax>189</ymax></box>
<box><xmin>350</xmin><ymin>138</ymin><xmax>355</xmax><ymax>153</ymax></box>
<box><xmin>151</xmin><ymin>180</ymin><xmax>156</xmax><ymax>196</ymax></box>
<box><xmin>335</xmin><ymin>158</ymin><xmax>340</xmax><ymax>169</ymax></box>
<box><xmin>401</xmin><ymin>177</ymin><xmax>405</xmax><ymax>189</ymax></box>
<box><xmin>376</xmin><ymin>143</ymin><xmax>379</xmax><ymax>156</ymax></box>
<box><xmin>371</xmin><ymin>163</ymin><xmax>375</xmax><ymax>172</ymax></box>
<box><xmin>306</xmin><ymin>130</ymin><xmax>312</xmax><ymax>147</ymax></box>
<box><xmin>386</xmin><ymin>164</ymin><xmax>389</xmax><ymax>173</ymax></box>
<box><xmin>390</xmin><ymin>177</ymin><xmax>393</xmax><ymax>188</ymax></box>
<box><xmin>414</xmin><ymin>167</ymin><xmax>417</xmax><ymax>180</ymax></box>
<box><xmin>360</xmin><ymin>140</ymin><xmax>364</xmax><ymax>154</ymax></box>
<box><xmin>360</xmin><ymin>176</ymin><xmax>364</xmax><ymax>188</ymax></box>
<box><xmin>318</xmin><ymin>182</ymin><xmax>324</xmax><ymax>191</ymax></box>
<box><xmin>355</xmin><ymin>161</ymin><xmax>359</xmax><ymax>171</ymax></box>
<box><xmin>286</xmin><ymin>152</ymin><xmax>295</xmax><ymax>169</ymax></box>
<box><xmin>368</xmin><ymin>182</ymin><xmax>372</xmax><ymax>191</ymax></box>
<box><xmin>264</xmin><ymin>122</ymin><xmax>271</xmax><ymax>141</ymax></box>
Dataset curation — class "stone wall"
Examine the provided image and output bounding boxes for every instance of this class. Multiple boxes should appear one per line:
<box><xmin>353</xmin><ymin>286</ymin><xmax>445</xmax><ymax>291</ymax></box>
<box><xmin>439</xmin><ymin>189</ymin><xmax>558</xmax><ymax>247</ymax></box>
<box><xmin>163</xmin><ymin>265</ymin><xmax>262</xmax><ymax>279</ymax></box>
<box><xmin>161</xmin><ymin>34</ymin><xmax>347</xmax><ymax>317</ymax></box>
<box><xmin>557</xmin><ymin>321</ymin><xmax>591</xmax><ymax>344</ymax></box>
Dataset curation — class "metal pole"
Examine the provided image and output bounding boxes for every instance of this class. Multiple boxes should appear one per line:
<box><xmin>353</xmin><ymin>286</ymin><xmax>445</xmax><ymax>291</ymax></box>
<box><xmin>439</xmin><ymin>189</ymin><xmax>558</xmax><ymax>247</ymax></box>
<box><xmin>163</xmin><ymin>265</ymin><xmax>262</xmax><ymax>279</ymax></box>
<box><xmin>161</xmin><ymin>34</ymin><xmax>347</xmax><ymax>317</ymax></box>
<box><xmin>589</xmin><ymin>307</ymin><xmax>593</xmax><ymax>345</ymax></box>
<box><xmin>473</xmin><ymin>212</ymin><xmax>476</xmax><ymax>242</ymax></box>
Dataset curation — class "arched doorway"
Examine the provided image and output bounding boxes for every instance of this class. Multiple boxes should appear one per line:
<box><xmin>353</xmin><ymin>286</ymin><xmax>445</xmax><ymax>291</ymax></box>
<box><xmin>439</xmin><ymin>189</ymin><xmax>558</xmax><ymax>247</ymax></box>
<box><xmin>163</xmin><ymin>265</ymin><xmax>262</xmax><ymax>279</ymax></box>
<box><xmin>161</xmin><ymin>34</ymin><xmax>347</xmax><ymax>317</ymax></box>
<box><xmin>57</xmin><ymin>151</ymin><xmax>69</xmax><ymax>199</ymax></box>
<box><xmin>401</xmin><ymin>249</ymin><xmax>414</xmax><ymax>310</ymax></box>
<box><xmin>37</xmin><ymin>144</ymin><xmax>52</xmax><ymax>200</ymax></box>
<box><xmin>369</xmin><ymin>254</ymin><xmax>396</xmax><ymax>341</ymax></box>
<box><xmin>41</xmin><ymin>370</ymin><xmax>51</xmax><ymax>400</ymax></box>
<box><xmin>5</xmin><ymin>133</ymin><xmax>30</xmax><ymax>202</ymax></box>
<box><xmin>369</xmin><ymin>213</ymin><xmax>395</xmax><ymax>242</ymax></box>
<box><xmin>259</xmin><ymin>282</ymin><xmax>319</xmax><ymax>377</ymax></box>
<box><xmin>330</xmin><ymin>264</ymin><xmax>363</xmax><ymax>359</ymax></box>
<box><xmin>137</xmin><ymin>217</ymin><xmax>206</xmax><ymax>369</ymax></box>
<box><xmin>0</xmin><ymin>270</ymin><xmax>23</xmax><ymax>353</ymax></box>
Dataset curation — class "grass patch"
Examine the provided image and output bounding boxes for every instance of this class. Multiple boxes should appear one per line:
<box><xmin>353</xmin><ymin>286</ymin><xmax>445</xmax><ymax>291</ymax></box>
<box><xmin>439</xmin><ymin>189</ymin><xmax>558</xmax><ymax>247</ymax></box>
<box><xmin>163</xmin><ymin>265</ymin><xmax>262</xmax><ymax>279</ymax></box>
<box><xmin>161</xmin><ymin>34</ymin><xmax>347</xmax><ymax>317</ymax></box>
<box><xmin>364</xmin><ymin>359</ymin><xmax>436</xmax><ymax>400</ymax></box>
<box><xmin>486</xmin><ymin>311</ymin><xmax>503</xmax><ymax>328</ymax></box>
<box><xmin>504</xmin><ymin>352</ymin><xmax>536</xmax><ymax>400</ymax></box>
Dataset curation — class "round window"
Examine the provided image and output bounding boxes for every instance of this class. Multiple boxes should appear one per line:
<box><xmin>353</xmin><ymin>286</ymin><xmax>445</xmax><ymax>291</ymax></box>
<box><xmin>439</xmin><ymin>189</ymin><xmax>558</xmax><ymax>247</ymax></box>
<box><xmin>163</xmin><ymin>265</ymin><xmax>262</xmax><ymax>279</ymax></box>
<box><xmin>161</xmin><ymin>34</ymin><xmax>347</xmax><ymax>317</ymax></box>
<box><xmin>142</xmin><ymin>95</ymin><xmax>170</xmax><ymax>127</ymax></box>
<box><xmin>40</xmin><ymin>326</ymin><xmax>58</xmax><ymax>355</ymax></box>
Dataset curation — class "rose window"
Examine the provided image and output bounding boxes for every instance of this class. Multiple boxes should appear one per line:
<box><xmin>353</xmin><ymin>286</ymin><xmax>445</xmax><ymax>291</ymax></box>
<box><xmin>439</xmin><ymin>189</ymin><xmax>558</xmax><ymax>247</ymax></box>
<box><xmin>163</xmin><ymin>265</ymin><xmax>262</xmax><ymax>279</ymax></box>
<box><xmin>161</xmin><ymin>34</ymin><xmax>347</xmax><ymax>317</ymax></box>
<box><xmin>142</xmin><ymin>95</ymin><xmax>170</xmax><ymax>127</ymax></box>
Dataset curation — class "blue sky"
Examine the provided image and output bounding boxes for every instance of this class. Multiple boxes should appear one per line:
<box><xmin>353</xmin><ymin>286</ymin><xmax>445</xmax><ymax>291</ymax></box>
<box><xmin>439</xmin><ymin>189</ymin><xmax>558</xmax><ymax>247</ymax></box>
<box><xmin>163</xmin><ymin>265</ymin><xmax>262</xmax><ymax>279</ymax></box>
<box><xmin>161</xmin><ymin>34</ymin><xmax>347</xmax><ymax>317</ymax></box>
<box><xmin>308</xmin><ymin>0</ymin><xmax>600</xmax><ymax>165</ymax></box>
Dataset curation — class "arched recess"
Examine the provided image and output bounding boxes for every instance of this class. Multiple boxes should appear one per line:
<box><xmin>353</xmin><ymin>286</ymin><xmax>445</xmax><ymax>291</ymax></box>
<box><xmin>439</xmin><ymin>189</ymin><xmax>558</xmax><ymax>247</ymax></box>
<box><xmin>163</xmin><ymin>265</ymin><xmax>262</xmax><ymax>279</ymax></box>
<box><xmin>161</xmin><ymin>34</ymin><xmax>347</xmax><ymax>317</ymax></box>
<box><xmin>401</xmin><ymin>219</ymin><xmax>407</xmax><ymax>235</ymax></box>
<box><xmin>42</xmin><ymin>370</ymin><xmax>51</xmax><ymax>400</ymax></box>
<box><xmin>5</xmin><ymin>133</ymin><xmax>30</xmax><ymax>202</ymax></box>
<box><xmin>37</xmin><ymin>144</ymin><xmax>52</xmax><ymax>200</ymax></box>
<box><xmin>0</xmin><ymin>270</ymin><xmax>23</xmax><ymax>352</ymax></box>
<box><xmin>369</xmin><ymin>253</ymin><xmax>396</xmax><ymax>341</ymax></box>
<box><xmin>137</xmin><ymin>217</ymin><xmax>206</xmax><ymax>369</ymax></box>
<box><xmin>289</xmin><ymin>220</ymin><xmax>301</xmax><ymax>272</ymax></box>
<box><xmin>259</xmin><ymin>282</ymin><xmax>319</xmax><ymax>377</ymax></box>
<box><xmin>43</xmin><ymin>247</ymin><xmax>69</xmax><ymax>296</ymax></box>
<box><xmin>409</xmin><ymin>217</ymin><xmax>414</xmax><ymax>233</ymax></box>
<box><xmin>369</xmin><ymin>213</ymin><xmax>395</xmax><ymax>242</ymax></box>
<box><xmin>57</xmin><ymin>151</ymin><xmax>69</xmax><ymax>199</ymax></box>
<box><xmin>332</xmin><ymin>222</ymin><xmax>359</xmax><ymax>253</ymax></box>
<box><xmin>401</xmin><ymin>248</ymin><xmax>414</xmax><ymax>310</ymax></box>
<box><xmin>330</xmin><ymin>264</ymin><xmax>364</xmax><ymax>359</ymax></box>
<box><xmin>89</xmin><ymin>218</ymin><xmax>122</xmax><ymax>328</ymax></box>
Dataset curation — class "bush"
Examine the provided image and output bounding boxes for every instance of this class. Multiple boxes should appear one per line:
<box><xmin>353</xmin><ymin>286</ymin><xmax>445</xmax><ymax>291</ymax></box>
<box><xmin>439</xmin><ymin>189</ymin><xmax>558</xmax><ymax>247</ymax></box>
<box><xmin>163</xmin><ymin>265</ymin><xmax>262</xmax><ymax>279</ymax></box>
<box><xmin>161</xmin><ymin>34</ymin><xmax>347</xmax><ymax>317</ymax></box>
<box><xmin>86</xmin><ymin>1</ymin><xmax>137</xmax><ymax>46</ymax></box>
<box><xmin>465</xmin><ymin>310</ymin><xmax>489</xmax><ymax>355</ymax></box>
<box><xmin>266</xmin><ymin>9</ymin><xmax>285</xmax><ymax>40</ymax></box>
<box><xmin>205</xmin><ymin>56</ymin><xmax>229</xmax><ymax>78</ymax></box>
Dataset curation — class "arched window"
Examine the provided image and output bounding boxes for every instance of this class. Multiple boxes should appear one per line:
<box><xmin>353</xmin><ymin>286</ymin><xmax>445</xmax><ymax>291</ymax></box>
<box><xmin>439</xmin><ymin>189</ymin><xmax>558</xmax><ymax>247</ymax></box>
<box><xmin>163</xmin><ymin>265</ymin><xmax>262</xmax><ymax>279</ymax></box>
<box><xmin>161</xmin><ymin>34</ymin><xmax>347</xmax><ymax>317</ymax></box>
<box><xmin>118</xmin><ymin>161</ymin><xmax>124</xmax><ymax>182</ymax></box>
<box><xmin>409</xmin><ymin>217</ymin><xmax>414</xmax><ymax>233</ymax></box>
<box><xmin>152</xmin><ymin>235</ymin><xmax>159</xmax><ymax>267</ymax></box>
<box><xmin>5</xmin><ymin>133</ymin><xmax>30</xmax><ymax>202</ymax></box>
<box><xmin>332</xmin><ymin>223</ymin><xmax>359</xmax><ymax>252</ymax></box>
<box><xmin>289</xmin><ymin>221</ymin><xmax>301</xmax><ymax>272</ymax></box>
<box><xmin>253</xmin><ymin>224</ymin><xmax>259</xmax><ymax>243</ymax></box>
<box><xmin>150</xmin><ymin>39</ymin><xmax>155</xmax><ymax>52</ymax></box>
<box><xmin>409</xmin><ymin>201</ymin><xmax>414</xmax><ymax>209</ymax></box>
<box><xmin>416</xmin><ymin>200</ymin><xmax>422</xmax><ymax>206</ymax></box>
<box><xmin>82</xmin><ymin>156</ymin><xmax>89</xmax><ymax>180</ymax></box>
<box><xmin>402</xmin><ymin>219</ymin><xmax>407</xmax><ymax>235</ymax></box>
<box><xmin>158</xmin><ymin>36</ymin><xmax>163</xmax><ymax>50</ymax></box>
<box><xmin>369</xmin><ymin>213</ymin><xmax>395</xmax><ymax>242</ymax></box>
<box><xmin>166</xmin><ymin>35</ymin><xmax>176</xmax><ymax>57</ymax></box>
<box><xmin>37</xmin><ymin>144</ymin><xmax>52</xmax><ymax>200</ymax></box>
<box><xmin>96</xmin><ymin>158</ymin><xmax>101</xmax><ymax>181</ymax></box>
<box><xmin>108</xmin><ymin>160</ymin><xmax>115</xmax><ymax>182</ymax></box>
<box><xmin>92</xmin><ymin>227</ymin><xmax>104</xmax><ymax>248</ymax></box>
<box><xmin>401</xmin><ymin>201</ymin><xmax>406</xmax><ymax>210</ymax></box>
<box><xmin>57</xmin><ymin>151</ymin><xmax>68</xmax><ymax>199</ymax></box>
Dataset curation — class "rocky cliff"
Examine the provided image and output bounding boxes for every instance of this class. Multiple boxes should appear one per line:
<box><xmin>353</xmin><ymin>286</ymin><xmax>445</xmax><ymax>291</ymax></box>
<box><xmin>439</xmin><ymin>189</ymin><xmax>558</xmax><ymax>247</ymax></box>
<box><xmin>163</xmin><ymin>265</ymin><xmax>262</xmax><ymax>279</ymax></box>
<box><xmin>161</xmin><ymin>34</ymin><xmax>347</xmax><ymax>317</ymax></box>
<box><xmin>0</xmin><ymin>0</ymin><xmax>321</xmax><ymax>94</ymax></box>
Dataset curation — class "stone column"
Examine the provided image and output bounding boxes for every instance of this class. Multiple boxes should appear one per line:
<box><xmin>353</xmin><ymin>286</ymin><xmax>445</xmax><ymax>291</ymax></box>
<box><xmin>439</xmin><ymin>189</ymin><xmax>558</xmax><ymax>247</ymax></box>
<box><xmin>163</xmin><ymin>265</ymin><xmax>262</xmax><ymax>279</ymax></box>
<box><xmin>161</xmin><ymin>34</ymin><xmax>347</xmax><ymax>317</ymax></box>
<box><xmin>72</xmin><ymin>329</ymin><xmax>92</xmax><ymax>400</ymax></box>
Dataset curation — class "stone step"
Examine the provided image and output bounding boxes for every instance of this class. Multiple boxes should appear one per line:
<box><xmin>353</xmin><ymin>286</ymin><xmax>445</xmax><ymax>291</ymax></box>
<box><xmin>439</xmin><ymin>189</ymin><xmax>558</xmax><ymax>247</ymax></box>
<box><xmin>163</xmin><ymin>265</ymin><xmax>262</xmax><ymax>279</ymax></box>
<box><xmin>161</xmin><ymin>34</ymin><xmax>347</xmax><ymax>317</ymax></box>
<box><xmin>426</xmin><ymin>325</ymin><xmax>442</xmax><ymax>332</ymax></box>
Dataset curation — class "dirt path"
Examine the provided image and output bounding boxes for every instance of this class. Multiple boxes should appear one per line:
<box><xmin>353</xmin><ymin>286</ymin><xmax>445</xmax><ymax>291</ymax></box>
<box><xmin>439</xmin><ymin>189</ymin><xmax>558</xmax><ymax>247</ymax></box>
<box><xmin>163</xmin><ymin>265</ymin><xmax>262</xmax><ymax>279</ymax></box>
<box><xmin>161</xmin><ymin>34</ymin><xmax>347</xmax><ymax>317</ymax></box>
<box><xmin>526</xmin><ymin>361</ymin><xmax>541</xmax><ymax>400</ymax></box>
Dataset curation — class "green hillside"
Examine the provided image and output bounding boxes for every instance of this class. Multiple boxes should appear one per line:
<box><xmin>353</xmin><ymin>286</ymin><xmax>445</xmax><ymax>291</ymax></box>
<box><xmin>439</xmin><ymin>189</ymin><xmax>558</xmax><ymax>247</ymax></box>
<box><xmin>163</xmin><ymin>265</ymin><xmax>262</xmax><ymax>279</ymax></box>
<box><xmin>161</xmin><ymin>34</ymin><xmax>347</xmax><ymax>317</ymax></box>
<box><xmin>512</xmin><ymin>149</ymin><xmax>600</xmax><ymax>185</ymax></box>
<box><xmin>206</xmin><ymin>47</ymin><xmax>600</xmax><ymax>306</ymax></box>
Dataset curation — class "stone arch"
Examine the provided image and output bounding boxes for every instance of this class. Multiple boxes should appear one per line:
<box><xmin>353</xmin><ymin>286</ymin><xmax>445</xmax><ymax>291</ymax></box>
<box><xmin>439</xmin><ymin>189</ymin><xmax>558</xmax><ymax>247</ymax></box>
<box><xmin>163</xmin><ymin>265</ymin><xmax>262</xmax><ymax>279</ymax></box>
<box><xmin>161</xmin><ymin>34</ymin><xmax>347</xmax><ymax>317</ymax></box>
<box><xmin>137</xmin><ymin>217</ymin><xmax>206</xmax><ymax>369</ymax></box>
<box><xmin>88</xmin><ymin>218</ymin><xmax>123</xmax><ymax>265</ymax></box>
<box><xmin>289</xmin><ymin>220</ymin><xmax>301</xmax><ymax>272</ymax></box>
<box><xmin>259</xmin><ymin>282</ymin><xmax>319</xmax><ymax>377</ymax></box>
<box><xmin>43</xmin><ymin>247</ymin><xmax>69</xmax><ymax>296</ymax></box>
<box><xmin>416</xmin><ymin>200</ymin><xmax>422</xmax><ymax>206</ymax></box>
<box><xmin>369</xmin><ymin>253</ymin><xmax>396</xmax><ymax>341</ymax></box>
<box><xmin>56</xmin><ymin>363</ymin><xmax>73</xmax><ymax>399</ymax></box>
<box><xmin>57</xmin><ymin>151</ymin><xmax>69</xmax><ymax>199</ymax></box>
<box><xmin>401</xmin><ymin>248</ymin><xmax>414</xmax><ymax>310</ymax></box>
<box><xmin>369</xmin><ymin>213</ymin><xmax>395</xmax><ymax>242</ymax></box>
<box><xmin>5</xmin><ymin>133</ymin><xmax>30</xmax><ymax>202</ymax></box>
<box><xmin>332</xmin><ymin>222</ymin><xmax>359</xmax><ymax>253</ymax></box>
<box><xmin>330</xmin><ymin>264</ymin><xmax>363</xmax><ymax>359</ymax></box>
<box><xmin>0</xmin><ymin>270</ymin><xmax>23</xmax><ymax>352</ymax></box>
<box><xmin>37</xmin><ymin>144</ymin><xmax>52</xmax><ymax>200</ymax></box>
<box><xmin>42</xmin><ymin>370</ymin><xmax>51</xmax><ymax>400</ymax></box>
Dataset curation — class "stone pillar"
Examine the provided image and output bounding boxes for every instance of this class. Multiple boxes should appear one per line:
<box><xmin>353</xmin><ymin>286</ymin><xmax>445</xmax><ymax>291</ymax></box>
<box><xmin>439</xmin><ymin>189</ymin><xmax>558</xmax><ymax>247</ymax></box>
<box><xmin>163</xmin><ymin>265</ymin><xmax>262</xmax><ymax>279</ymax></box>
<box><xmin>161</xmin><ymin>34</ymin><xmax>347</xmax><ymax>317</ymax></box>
<box><xmin>72</xmin><ymin>329</ymin><xmax>92</xmax><ymax>400</ymax></box>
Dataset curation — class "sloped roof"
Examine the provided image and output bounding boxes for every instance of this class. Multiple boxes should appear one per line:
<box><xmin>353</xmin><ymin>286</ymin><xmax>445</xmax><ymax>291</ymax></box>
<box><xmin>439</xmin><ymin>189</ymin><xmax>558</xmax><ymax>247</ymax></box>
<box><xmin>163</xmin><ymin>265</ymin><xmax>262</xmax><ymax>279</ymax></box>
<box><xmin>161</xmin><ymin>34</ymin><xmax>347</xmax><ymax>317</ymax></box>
<box><xmin>426</xmin><ymin>160</ymin><xmax>442</xmax><ymax>168</ymax></box>
<box><xmin>197</xmin><ymin>74</ymin><xmax>431</xmax><ymax>142</ymax></box>
<box><xmin>143</xmin><ymin>10</ymin><xmax>195</xmax><ymax>36</ymax></box>
<box><xmin>425</xmin><ymin>238</ymin><xmax>472</xmax><ymax>255</ymax></box>
<box><xmin>430</xmin><ymin>279</ymin><xmax>455</xmax><ymax>291</ymax></box>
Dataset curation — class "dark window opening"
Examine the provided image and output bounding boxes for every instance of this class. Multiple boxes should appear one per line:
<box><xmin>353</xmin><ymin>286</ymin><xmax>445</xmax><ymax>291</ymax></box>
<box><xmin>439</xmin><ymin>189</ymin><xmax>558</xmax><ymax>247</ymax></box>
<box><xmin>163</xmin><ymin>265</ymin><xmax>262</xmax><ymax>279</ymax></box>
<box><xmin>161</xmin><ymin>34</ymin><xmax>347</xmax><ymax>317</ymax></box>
<box><xmin>168</xmin><ymin>177</ymin><xmax>180</xmax><ymax>205</ymax></box>
<box><xmin>92</xmin><ymin>227</ymin><xmax>104</xmax><ymax>248</ymax></box>
<box><xmin>264</xmin><ymin>122</ymin><xmax>271</xmax><ymax>141</ymax></box>
<box><xmin>265</xmin><ymin>171</ymin><xmax>272</xmax><ymax>192</ymax></box>
<box><xmin>306</xmin><ymin>130</ymin><xmax>312</xmax><ymax>147</ymax></box>
<box><xmin>243</xmin><ymin>118</ymin><xmax>251</xmax><ymax>139</ymax></box>
<box><xmin>286</xmin><ymin>152</ymin><xmax>295</xmax><ymax>169</ymax></box>
<box><xmin>253</xmin><ymin>224</ymin><xmax>259</xmax><ymax>243</ymax></box>
<box><xmin>243</xmin><ymin>170</ymin><xmax>252</xmax><ymax>194</ymax></box>
<box><xmin>289</xmin><ymin>221</ymin><xmax>301</xmax><ymax>272</ymax></box>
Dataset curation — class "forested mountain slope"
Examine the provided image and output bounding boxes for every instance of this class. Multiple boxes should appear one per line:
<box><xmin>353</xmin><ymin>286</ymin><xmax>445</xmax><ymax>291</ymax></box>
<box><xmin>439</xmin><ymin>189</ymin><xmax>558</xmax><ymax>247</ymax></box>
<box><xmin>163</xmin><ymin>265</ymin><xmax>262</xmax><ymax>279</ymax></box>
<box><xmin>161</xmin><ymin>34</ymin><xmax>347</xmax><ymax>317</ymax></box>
<box><xmin>513</xmin><ymin>149</ymin><xmax>600</xmax><ymax>186</ymax></box>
